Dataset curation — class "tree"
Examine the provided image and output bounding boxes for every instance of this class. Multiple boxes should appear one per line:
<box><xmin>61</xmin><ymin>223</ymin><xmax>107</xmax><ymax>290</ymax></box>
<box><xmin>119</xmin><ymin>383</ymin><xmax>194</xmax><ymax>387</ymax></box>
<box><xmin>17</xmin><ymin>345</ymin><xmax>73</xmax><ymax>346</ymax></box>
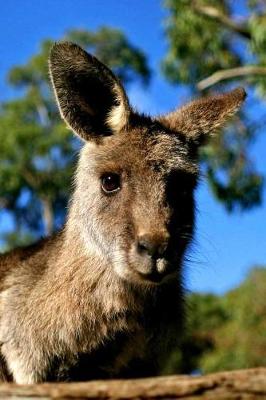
<box><xmin>0</xmin><ymin>28</ymin><xmax>150</xmax><ymax>249</ymax></box>
<box><xmin>200</xmin><ymin>267</ymin><xmax>266</xmax><ymax>372</ymax></box>
<box><xmin>162</xmin><ymin>0</ymin><xmax>265</xmax><ymax>211</ymax></box>
<box><xmin>164</xmin><ymin>267</ymin><xmax>266</xmax><ymax>374</ymax></box>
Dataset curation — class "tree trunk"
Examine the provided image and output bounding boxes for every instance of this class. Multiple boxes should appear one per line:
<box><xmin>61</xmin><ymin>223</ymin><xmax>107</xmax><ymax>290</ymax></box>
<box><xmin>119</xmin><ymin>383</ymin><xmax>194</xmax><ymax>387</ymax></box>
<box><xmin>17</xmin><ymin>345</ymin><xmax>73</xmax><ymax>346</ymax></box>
<box><xmin>0</xmin><ymin>368</ymin><xmax>264</xmax><ymax>399</ymax></box>
<box><xmin>41</xmin><ymin>198</ymin><xmax>54</xmax><ymax>236</ymax></box>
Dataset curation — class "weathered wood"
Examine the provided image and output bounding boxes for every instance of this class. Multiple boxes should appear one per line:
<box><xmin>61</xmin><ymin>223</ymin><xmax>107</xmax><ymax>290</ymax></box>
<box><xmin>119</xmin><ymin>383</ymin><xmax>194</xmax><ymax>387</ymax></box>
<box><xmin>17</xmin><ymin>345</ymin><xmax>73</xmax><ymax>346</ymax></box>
<box><xmin>0</xmin><ymin>368</ymin><xmax>264</xmax><ymax>399</ymax></box>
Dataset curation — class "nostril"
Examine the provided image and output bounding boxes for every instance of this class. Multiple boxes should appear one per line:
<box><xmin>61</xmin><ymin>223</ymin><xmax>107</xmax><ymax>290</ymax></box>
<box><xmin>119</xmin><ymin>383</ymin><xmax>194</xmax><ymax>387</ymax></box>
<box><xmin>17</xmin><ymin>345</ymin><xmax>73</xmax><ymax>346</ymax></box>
<box><xmin>137</xmin><ymin>236</ymin><xmax>168</xmax><ymax>258</ymax></box>
<box><xmin>137</xmin><ymin>238</ymin><xmax>151</xmax><ymax>255</ymax></box>
<box><xmin>158</xmin><ymin>241</ymin><xmax>168</xmax><ymax>257</ymax></box>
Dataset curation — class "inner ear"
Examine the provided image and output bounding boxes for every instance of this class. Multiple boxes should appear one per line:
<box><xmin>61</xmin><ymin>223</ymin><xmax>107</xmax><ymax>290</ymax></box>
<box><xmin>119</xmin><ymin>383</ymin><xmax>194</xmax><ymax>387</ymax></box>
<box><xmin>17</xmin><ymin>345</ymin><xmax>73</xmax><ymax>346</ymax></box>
<box><xmin>49</xmin><ymin>42</ymin><xmax>130</xmax><ymax>141</ymax></box>
<box><xmin>68</xmin><ymin>69</ymin><xmax>120</xmax><ymax>135</ymax></box>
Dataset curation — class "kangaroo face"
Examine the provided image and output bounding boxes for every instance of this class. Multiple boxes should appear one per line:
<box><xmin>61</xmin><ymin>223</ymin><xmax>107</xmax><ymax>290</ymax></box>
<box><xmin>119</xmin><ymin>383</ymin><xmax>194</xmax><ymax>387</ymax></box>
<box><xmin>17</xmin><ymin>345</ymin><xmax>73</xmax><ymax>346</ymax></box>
<box><xmin>49</xmin><ymin>42</ymin><xmax>246</xmax><ymax>286</ymax></box>
<box><xmin>76</xmin><ymin>125</ymin><xmax>197</xmax><ymax>285</ymax></box>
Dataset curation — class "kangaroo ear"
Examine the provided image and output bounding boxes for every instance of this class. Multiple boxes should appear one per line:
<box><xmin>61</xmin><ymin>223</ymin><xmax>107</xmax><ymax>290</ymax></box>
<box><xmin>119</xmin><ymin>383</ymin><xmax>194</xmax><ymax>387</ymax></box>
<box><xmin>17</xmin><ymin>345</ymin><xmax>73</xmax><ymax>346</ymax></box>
<box><xmin>159</xmin><ymin>88</ymin><xmax>246</xmax><ymax>145</ymax></box>
<box><xmin>49</xmin><ymin>42</ymin><xmax>131</xmax><ymax>141</ymax></box>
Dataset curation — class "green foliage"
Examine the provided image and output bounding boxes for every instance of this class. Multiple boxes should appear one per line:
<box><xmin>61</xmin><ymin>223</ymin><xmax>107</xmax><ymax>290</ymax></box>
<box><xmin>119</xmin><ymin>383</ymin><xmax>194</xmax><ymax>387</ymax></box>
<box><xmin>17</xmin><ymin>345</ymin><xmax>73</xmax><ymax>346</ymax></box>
<box><xmin>0</xmin><ymin>38</ymin><xmax>76</xmax><ymax>245</ymax></box>
<box><xmin>201</xmin><ymin>267</ymin><xmax>266</xmax><ymax>372</ymax></box>
<box><xmin>0</xmin><ymin>28</ymin><xmax>150</xmax><ymax>248</ymax></box>
<box><xmin>165</xmin><ymin>267</ymin><xmax>266</xmax><ymax>373</ymax></box>
<box><xmin>162</xmin><ymin>1</ymin><xmax>240</xmax><ymax>85</ymax></box>
<box><xmin>162</xmin><ymin>0</ymin><xmax>265</xmax><ymax>211</ymax></box>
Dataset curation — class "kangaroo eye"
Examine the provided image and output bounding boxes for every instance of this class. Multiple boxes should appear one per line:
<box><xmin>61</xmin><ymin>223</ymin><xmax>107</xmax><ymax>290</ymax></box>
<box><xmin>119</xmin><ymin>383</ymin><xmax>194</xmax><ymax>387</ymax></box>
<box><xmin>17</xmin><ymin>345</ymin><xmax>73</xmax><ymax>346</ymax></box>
<box><xmin>101</xmin><ymin>173</ymin><xmax>121</xmax><ymax>194</ymax></box>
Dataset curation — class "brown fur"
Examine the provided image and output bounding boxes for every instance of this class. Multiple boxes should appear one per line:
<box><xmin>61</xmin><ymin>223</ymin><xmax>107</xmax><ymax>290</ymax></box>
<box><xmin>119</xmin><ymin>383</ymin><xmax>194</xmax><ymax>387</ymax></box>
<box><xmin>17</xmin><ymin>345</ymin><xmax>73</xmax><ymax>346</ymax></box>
<box><xmin>0</xmin><ymin>42</ymin><xmax>246</xmax><ymax>383</ymax></box>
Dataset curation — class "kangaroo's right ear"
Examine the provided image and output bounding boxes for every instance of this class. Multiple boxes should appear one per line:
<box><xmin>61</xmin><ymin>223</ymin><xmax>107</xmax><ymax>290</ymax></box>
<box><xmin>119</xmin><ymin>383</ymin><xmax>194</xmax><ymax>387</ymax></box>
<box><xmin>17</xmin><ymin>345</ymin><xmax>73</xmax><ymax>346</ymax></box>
<box><xmin>49</xmin><ymin>42</ymin><xmax>131</xmax><ymax>141</ymax></box>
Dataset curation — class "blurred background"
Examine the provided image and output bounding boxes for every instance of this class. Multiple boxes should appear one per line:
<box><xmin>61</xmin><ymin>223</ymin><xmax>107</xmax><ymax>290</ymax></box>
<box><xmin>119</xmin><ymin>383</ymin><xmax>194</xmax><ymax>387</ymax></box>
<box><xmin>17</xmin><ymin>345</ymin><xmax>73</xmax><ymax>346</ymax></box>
<box><xmin>0</xmin><ymin>0</ymin><xmax>265</xmax><ymax>374</ymax></box>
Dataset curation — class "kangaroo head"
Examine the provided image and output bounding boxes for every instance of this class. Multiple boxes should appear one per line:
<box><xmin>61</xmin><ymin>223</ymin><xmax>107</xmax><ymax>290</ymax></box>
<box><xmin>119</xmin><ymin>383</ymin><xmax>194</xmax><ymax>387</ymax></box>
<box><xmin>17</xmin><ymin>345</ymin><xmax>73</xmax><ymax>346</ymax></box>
<box><xmin>49</xmin><ymin>42</ymin><xmax>246</xmax><ymax>286</ymax></box>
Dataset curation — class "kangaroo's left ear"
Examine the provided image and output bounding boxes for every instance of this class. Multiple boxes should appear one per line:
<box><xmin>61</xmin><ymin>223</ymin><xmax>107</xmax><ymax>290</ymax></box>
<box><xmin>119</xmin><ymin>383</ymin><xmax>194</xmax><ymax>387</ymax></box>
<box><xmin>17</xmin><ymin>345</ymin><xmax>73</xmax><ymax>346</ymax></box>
<box><xmin>158</xmin><ymin>88</ymin><xmax>246</xmax><ymax>145</ymax></box>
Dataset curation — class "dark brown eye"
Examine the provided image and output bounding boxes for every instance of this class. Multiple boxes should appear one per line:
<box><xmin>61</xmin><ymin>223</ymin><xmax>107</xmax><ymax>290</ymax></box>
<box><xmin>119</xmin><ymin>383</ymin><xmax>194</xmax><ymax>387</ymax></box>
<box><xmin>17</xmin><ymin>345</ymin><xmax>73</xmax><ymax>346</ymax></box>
<box><xmin>101</xmin><ymin>173</ymin><xmax>121</xmax><ymax>194</ymax></box>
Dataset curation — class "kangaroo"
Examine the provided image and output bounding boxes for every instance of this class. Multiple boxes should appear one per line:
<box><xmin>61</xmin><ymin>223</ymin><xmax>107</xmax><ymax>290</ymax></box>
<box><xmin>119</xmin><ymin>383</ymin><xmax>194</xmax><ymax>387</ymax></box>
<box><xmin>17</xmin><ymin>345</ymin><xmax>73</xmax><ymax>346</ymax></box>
<box><xmin>0</xmin><ymin>42</ymin><xmax>246</xmax><ymax>383</ymax></box>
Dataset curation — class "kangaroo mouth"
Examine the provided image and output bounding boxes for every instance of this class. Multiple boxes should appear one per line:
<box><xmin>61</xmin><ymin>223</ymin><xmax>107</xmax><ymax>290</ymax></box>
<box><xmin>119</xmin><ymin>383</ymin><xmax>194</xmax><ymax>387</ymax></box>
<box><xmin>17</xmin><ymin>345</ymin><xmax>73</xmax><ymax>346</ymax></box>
<box><xmin>136</xmin><ymin>269</ymin><xmax>164</xmax><ymax>283</ymax></box>
<box><xmin>113</xmin><ymin>245</ymin><xmax>176</xmax><ymax>286</ymax></box>
<box><xmin>132</xmin><ymin>256</ymin><xmax>175</xmax><ymax>285</ymax></box>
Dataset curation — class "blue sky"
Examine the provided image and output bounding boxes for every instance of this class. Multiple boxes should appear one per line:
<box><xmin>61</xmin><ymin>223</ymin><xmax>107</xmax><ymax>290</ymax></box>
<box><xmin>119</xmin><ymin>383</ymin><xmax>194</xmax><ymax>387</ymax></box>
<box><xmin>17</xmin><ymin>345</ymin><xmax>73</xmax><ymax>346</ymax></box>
<box><xmin>0</xmin><ymin>0</ymin><xmax>265</xmax><ymax>293</ymax></box>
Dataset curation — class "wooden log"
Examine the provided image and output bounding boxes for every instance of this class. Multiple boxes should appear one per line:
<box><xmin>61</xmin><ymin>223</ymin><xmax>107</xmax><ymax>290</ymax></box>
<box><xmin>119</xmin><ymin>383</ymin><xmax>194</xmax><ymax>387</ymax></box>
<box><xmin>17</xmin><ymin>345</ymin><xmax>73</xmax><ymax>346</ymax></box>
<box><xmin>0</xmin><ymin>368</ymin><xmax>264</xmax><ymax>399</ymax></box>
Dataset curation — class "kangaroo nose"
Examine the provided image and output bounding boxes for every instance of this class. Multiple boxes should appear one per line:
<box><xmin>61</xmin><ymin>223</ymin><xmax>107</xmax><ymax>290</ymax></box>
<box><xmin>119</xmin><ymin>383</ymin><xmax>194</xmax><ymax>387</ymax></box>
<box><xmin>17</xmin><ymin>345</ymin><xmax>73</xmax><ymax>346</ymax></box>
<box><xmin>137</xmin><ymin>234</ymin><xmax>168</xmax><ymax>259</ymax></box>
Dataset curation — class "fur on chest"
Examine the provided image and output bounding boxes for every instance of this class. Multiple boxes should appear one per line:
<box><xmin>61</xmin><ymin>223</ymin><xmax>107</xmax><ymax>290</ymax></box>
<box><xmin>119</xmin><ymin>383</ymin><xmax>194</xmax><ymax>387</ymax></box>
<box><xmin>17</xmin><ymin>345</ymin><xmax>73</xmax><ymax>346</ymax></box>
<box><xmin>47</xmin><ymin>316</ymin><xmax>149</xmax><ymax>381</ymax></box>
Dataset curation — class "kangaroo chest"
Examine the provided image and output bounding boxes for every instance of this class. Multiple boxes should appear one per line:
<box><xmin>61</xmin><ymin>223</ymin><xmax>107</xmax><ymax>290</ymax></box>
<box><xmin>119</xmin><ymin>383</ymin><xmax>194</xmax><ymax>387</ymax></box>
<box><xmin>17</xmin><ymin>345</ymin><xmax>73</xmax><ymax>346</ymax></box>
<box><xmin>49</xmin><ymin>321</ymin><xmax>150</xmax><ymax>381</ymax></box>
